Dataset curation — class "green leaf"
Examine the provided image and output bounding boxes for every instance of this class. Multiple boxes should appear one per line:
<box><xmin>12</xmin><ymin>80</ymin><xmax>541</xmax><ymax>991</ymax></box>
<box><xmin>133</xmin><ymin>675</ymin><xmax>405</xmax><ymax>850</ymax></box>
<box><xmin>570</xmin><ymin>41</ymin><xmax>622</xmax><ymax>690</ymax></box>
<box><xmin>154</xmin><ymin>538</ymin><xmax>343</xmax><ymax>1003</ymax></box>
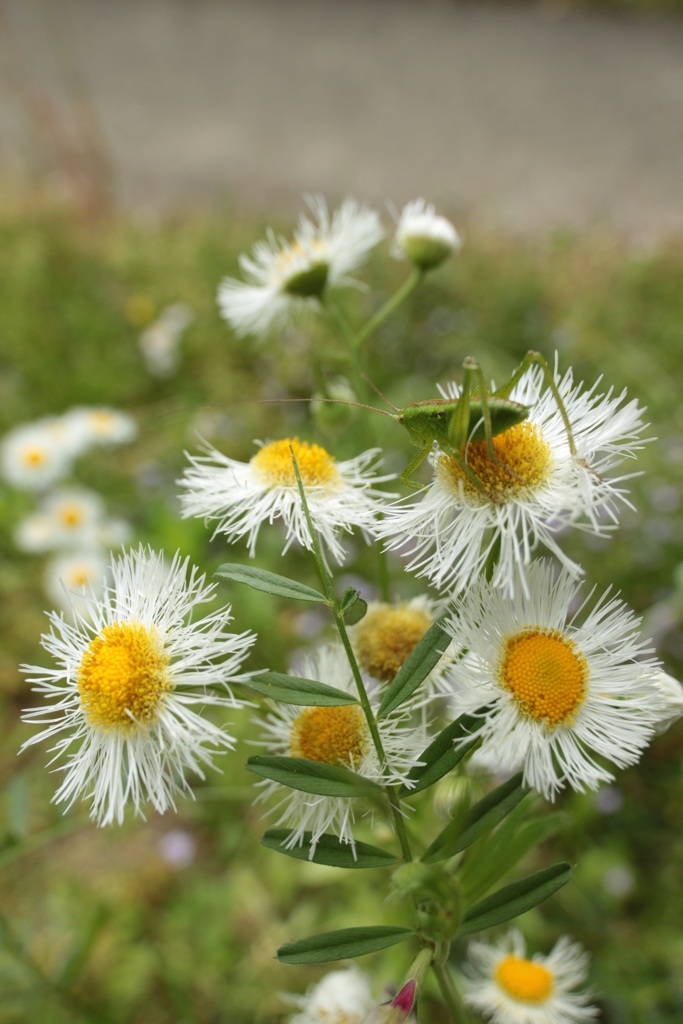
<box><xmin>341</xmin><ymin>587</ymin><xmax>368</xmax><ymax>625</ymax></box>
<box><xmin>277</xmin><ymin>926</ymin><xmax>414</xmax><ymax>964</ymax></box>
<box><xmin>246</xmin><ymin>755</ymin><xmax>383</xmax><ymax>798</ymax></box>
<box><xmin>239</xmin><ymin>672</ymin><xmax>359</xmax><ymax>706</ymax></box>
<box><xmin>461</xmin><ymin>805</ymin><xmax>567</xmax><ymax>904</ymax></box>
<box><xmin>216</xmin><ymin>563</ymin><xmax>327</xmax><ymax>603</ymax></box>
<box><xmin>422</xmin><ymin>773</ymin><xmax>527</xmax><ymax>864</ymax></box>
<box><xmin>458</xmin><ymin>862</ymin><xmax>572</xmax><ymax>936</ymax></box>
<box><xmin>262</xmin><ymin>830</ymin><xmax>398</xmax><ymax>869</ymax></box>
<box><xmin>339</xmin><ymin>586</ymin><xmax>359</xmax><ymax>613</ymax></box>
<box><xmin>377</xmin><ymin>622</ymin><xmax>450</xmax><ymax>720</ymax></box>
<box><xmin>399</xmin><ymin>713</ymin><xmax>481</xmax><ymax>796</ymax></box>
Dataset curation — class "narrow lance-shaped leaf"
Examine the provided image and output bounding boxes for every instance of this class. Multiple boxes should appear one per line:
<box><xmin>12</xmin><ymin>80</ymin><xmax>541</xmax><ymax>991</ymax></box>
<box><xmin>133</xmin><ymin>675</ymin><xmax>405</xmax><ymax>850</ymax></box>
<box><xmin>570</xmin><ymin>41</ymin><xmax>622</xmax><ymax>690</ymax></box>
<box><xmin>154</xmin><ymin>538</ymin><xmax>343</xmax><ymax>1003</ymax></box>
<box><xmin>239</xmin><ymin>672</ymin><xmax>359</xmax><ymax>706</ymax></box>
<box><xmin>399</xmin><ymin>713</ymin><xmax>482</xmax><ymax>796</ymax></box>
<box><xmin>262</xmin><ymin>830</ymin><xmax>398</xmax><ymax>869</ymax></box>
<box><xmin>422</xmin><ymin>773</ymin><xmax>527</xmax><ymax>863</ymax></box>
<box><xmin>277</xmin><ymin>926</ymin><xmax>414</xmax><ymax>964</ymax></box>
<box><xmin>458</xmin><ymin>862</ymin><xmax>572</xmax><ymax>936</ymax></box>
<box><xmin>377</xmin><ymin>622</ymin><xmax>450</xmax><ymax>720</ymax></box>
<box><xmin>461</xmin><ymin>805</ymin><xmax>567</xmax><ymax>904</ymax></box>
<box><xmin>246</xmin><ymin>755</ymin><xmax>384</xmax><ymax>799</ymax></box>
<box><xmin>216</xmin><ymin>563</ymin><xmax>327</xmax><ymax>603</ymax></box>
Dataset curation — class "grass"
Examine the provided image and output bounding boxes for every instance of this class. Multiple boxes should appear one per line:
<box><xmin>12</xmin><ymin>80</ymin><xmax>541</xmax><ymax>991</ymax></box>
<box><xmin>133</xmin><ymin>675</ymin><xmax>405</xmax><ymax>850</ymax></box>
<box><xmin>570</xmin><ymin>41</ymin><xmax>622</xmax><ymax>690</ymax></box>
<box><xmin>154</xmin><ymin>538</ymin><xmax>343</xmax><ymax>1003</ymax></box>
<box><xmin>0</xmin><ymin>197</ymin><xmax>682</xmax><ymax>1023</ymax></box>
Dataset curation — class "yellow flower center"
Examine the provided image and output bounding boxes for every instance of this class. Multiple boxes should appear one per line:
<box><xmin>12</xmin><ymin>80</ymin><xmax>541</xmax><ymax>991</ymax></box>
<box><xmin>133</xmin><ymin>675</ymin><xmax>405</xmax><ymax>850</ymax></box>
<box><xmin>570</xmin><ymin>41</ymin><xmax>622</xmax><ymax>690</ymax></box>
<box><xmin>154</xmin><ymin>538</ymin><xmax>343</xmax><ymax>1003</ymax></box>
<box><xmin>500</xmin><ymin>628</ymin><xmax>588</xmax><ymax>727</ymax></box>
<box><xmin>353</xmin><ymin>604</ymin><xmax>432</xmax><ymax>682</ymax></box>
<box><xmin>90</xmin><ymin>410</ymin><xmax>115</xmax><ymax>433</ymax></box>
<box><xmin>59</xmin><ymin>505</ymin><xmax>84</xmax><ymax>528</ymax></box>
<box><xmin>77</xmin><ymin>622</ymin><xmax>170</xmax><ymax>731</ymax></box>
<box><xmin>23</xmin><ymin>447</ymin><xmax>46</xmax><ymax>467</ymax></box>
<box><xmin>289</xmin><ymin>705</ymin><xmax>369</xmax><ymax>768</ymax></box>
<box><xmin>494</xmin><ymin>954</ymin><xmax>554</xmax><ymax>1004</ymax></box>
<box><xmin>251</xmin><ymin>437</ymin><xmax>340</xmax><ymax>489</ymax></box>
<box><xmin>69</xmin><ymin>568</ymin><xmax>91</xmax><ymax>588</ymax></box>
<box><xmin>440</xmin><ymin>421</ymin><xmax>551</xmax><ymax>503</ymax></box>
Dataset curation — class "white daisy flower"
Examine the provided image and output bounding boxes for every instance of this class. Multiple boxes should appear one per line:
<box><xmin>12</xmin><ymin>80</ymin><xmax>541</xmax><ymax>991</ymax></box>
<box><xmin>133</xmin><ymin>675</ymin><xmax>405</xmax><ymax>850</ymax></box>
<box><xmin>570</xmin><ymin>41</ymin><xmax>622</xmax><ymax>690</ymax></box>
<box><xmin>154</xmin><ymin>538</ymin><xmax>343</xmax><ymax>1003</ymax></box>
<box><xmin>95</xmin><ymin>517</ymin><xmax>133</xmax><ymax>548</ymax></box>
<box><xmin>349</xmin><ymin>595</ymin><xmax>453</xmax><ymax>697</ymax></box>
<box><xmin>21</xmin><ymin>546</ymin><xmax>255</xmax><ymax>826</ymax></box>
<box><xmin>179</xmin><ymin>436</ymin><xmax>395</xmax><ymax>566</ymax></box>
<box><xmin>392</xmin><ymin>198</ymin><xmax>461</xmax><ymax>271</ymax></box>
<box><xmin>285</xmin><ymin>967</ymin><xmax>374</xmax><ymax>1024</ymax></box>
<box><xmin>15</xmin><ymin>513</ymin><xmax>60</xmax><ymax>553</ymax></box>
<box><xmin>1</xmin><ymin>420</ymin><xmax>73</xmax><ymax>491</ymax></box>
<box><xmin>442</xmin><ymin>561</ymin><xmax>661</xmax><ymax>800</ymax></box>
<box><xmin>651</xmin><ymin>669</ymin><xmax>683</xmax><ymax>734</ymax></box>
<box><xmin>255</xmin><ymin>643</ymin><xmax>426</xmax><ymax>856</ymax></box>
<box><xmin>43</xmin><ymin>550</ymin><xmax>109</xmax><ymax>618</ymax></box>
<box><xmin>462</xmin><ymin>929</ymin><xmax>598</xmax><ymax>1024</ymax></box>
<box><xmin>217</xmin><ymin>195</ymin><xmax>384</xmax><ymax>338</ymax></box>
<box><xmin>139</xmin><ymin>302</ymin><xmax>194</xmax><ymax>378</ymax></box>
<box><xmin>376</xmin><ymin>360</ymin><xmax>647</xmax><ymax>598</ymax></box>
<box><xmin>15</xmin><ymin>487</ymin><xmax>111</xmax><ymax>553</ymax></box>
<box><xmin>61</xmin><ymin>406</ymin><xmax>138</xmax><ymax>452</ymax></box>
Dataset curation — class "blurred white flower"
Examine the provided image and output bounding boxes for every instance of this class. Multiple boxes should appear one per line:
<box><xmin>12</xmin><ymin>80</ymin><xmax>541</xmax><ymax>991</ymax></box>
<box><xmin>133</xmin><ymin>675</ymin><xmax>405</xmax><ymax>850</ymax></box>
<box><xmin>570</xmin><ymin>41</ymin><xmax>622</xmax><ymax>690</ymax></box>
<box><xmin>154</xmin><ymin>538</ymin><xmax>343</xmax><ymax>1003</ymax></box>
<box><xmin>462</xmin><ymin>929</ymin><xmax>598</xmax><ymax>1024</ymax></box>
<box><xmin>139</xmin><ymin>303</ymin><xmax>194</xmax><ymax>378</ymax></box>
<box><xmin>650</xmin><ymin>669</ymin><xmax>683</xmax><ymax>734</ymax></box>
<box><xmin>286</xmin><ymin>967</ymin><xmax>374</xmax><ymax>1024</ymax></box>
<box><xmin>392</xmin><ymin>198</ymin><xmax>460</xmax><ymax>270</ymax></box>
<box><xmin>43</xmin><ymin>549</ymin><xmax>109</xmax><ymax>617</ymax></box>
<box><xmin>217</xmin><ymin>195</ymin><xmax>384</xmax><ymax>339</ymax></box>
<box><xmin>15</xmin><ymin>514</ymin><xmax>59</xmax><ymax>553</ymax></box>
<box><xmin>1</xmin><ymin>420</ymin><xmax>72</xmax><ymax>491</ymax></box>
<box><xmin>14</xmin><ymin>487</ymin><xmax>129</xmax><ymax>556</ymax></box>
<box><xmin>61</xmin><ymin>406</ymin><xmax>137</xmax><ymax>451</ymax></box>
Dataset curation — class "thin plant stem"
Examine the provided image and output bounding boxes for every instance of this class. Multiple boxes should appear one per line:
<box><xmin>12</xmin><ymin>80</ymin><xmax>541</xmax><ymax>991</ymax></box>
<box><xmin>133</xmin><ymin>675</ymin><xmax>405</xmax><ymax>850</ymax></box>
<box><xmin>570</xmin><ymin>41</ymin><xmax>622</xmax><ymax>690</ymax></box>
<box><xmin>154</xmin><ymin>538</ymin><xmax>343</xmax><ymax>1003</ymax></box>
<box><xmin>432</xmin><ymin>961</ymin><xmax>471</xmax><ymax>1024</ymax></box>
<box><xmin>323</xmin><ymin>298</ymin><xmax>370</xmax><ymax>404</ymax></box>
<box><xmin>354</xmin><ymin>268</ymin><xmax>424</xmax><ymax>351</ymax></box>
<box><xmin>289</xmin><ymin>446</ymin><xmax>413</xmax><ymax>862</ymax></box>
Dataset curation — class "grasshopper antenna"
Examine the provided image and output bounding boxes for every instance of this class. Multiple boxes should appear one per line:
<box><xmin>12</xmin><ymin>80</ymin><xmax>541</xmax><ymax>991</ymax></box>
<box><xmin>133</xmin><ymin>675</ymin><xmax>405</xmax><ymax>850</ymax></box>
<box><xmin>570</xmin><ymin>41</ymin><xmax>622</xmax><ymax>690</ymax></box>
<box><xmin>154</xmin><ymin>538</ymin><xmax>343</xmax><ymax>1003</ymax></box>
<box><xmin>155</xmin><ymin>397</ymin><xmax>397</xmax><ymax>423</ymax></box>
<box><xmin>361</xmin><ymin>374</ymin><xmax>399</xmax><ymax>412</ymax></box>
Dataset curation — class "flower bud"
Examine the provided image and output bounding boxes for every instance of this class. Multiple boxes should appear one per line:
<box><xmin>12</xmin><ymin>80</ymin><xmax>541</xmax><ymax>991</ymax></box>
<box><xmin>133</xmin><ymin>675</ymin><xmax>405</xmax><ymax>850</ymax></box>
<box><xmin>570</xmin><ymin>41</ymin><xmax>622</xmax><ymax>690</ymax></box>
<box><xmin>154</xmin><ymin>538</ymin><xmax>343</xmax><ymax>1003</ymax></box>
<box><xmin>360</xmin><ymin>980</ymin><xmax>418</xmax><ymax>1024</ymax></box>
<box><xmin>393</xmin><ymin>199</ymin><xmax>460</xmax><ymax>271</ymax></box>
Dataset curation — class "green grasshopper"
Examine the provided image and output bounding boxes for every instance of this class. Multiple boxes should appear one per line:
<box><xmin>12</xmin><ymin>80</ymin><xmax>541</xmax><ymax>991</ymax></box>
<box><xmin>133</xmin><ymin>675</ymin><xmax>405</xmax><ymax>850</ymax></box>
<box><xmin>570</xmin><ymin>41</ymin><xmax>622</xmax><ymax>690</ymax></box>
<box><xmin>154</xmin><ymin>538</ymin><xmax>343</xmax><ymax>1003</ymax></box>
<box><xmin>235</xmin><ymin>349</ymin><xmax>578</xmax><ymax>499</ymax></box>
<box><xmin>362</xmin><ymin>349</ymin><xmax>577</xmax><ymax>495</ymax></box>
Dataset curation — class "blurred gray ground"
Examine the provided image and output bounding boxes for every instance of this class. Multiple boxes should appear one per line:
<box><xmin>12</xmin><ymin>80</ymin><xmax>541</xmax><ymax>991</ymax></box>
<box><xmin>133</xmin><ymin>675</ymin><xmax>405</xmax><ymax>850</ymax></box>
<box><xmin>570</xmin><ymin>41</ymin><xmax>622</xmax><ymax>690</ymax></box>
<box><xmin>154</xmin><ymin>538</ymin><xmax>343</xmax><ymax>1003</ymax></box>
<box><xmin>1</xmin><ymin>0</ymin><xmax>683</xmax><ymax>236</ymax></box>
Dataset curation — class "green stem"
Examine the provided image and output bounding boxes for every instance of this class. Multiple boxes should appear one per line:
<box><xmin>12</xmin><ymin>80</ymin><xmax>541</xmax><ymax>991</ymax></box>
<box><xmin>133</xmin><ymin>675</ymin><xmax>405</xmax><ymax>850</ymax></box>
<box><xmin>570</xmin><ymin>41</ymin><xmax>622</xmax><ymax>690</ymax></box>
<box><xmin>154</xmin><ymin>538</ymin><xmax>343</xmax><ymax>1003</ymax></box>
<box><xmin>323</xmin><ymin>299</ymin><xmax>369</xmax><ymax>402</ymax></box>
<box><xmin>432</xmin><ymin>962</ymin><xmax>471</xmax><ymax>1024</ymax></box>
<box><xmin>289</xmin><ymin>446</ymin><xmax>413</xmax><ymax>862</ymax></box>
<box><xmin>354</xmin><ymin>268</ymin><xmax>424</xmax><ymax>351</ymax></box>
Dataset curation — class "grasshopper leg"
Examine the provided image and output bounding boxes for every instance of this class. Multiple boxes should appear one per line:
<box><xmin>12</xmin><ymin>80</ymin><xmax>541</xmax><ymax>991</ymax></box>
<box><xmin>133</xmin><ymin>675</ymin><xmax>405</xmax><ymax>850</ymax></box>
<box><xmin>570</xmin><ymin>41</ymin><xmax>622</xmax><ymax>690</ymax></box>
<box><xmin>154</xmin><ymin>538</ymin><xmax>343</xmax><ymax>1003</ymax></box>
<box><xmin>461</xmin><ymin>357</ymin><xmax>524</xmax><ymax>486</ymax></box>
<box><xmin>494</xmin><ymin>350</ymin><xmax>577</xmax><ymax>456</ymax></box>
<box><xmin>400</xmin><ymin>444</ymin><xmax>433</xmax><ymax>490</ymax></box>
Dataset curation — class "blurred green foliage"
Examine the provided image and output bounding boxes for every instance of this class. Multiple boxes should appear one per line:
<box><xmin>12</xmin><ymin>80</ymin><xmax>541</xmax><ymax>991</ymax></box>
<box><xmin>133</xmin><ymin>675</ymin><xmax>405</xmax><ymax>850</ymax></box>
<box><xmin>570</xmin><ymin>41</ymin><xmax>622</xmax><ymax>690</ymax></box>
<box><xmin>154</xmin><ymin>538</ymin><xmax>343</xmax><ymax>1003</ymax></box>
<box><xmin>0</xmin><ymin>198</ymin><xmax>682</xmax><ymax>1023</ymax></box>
